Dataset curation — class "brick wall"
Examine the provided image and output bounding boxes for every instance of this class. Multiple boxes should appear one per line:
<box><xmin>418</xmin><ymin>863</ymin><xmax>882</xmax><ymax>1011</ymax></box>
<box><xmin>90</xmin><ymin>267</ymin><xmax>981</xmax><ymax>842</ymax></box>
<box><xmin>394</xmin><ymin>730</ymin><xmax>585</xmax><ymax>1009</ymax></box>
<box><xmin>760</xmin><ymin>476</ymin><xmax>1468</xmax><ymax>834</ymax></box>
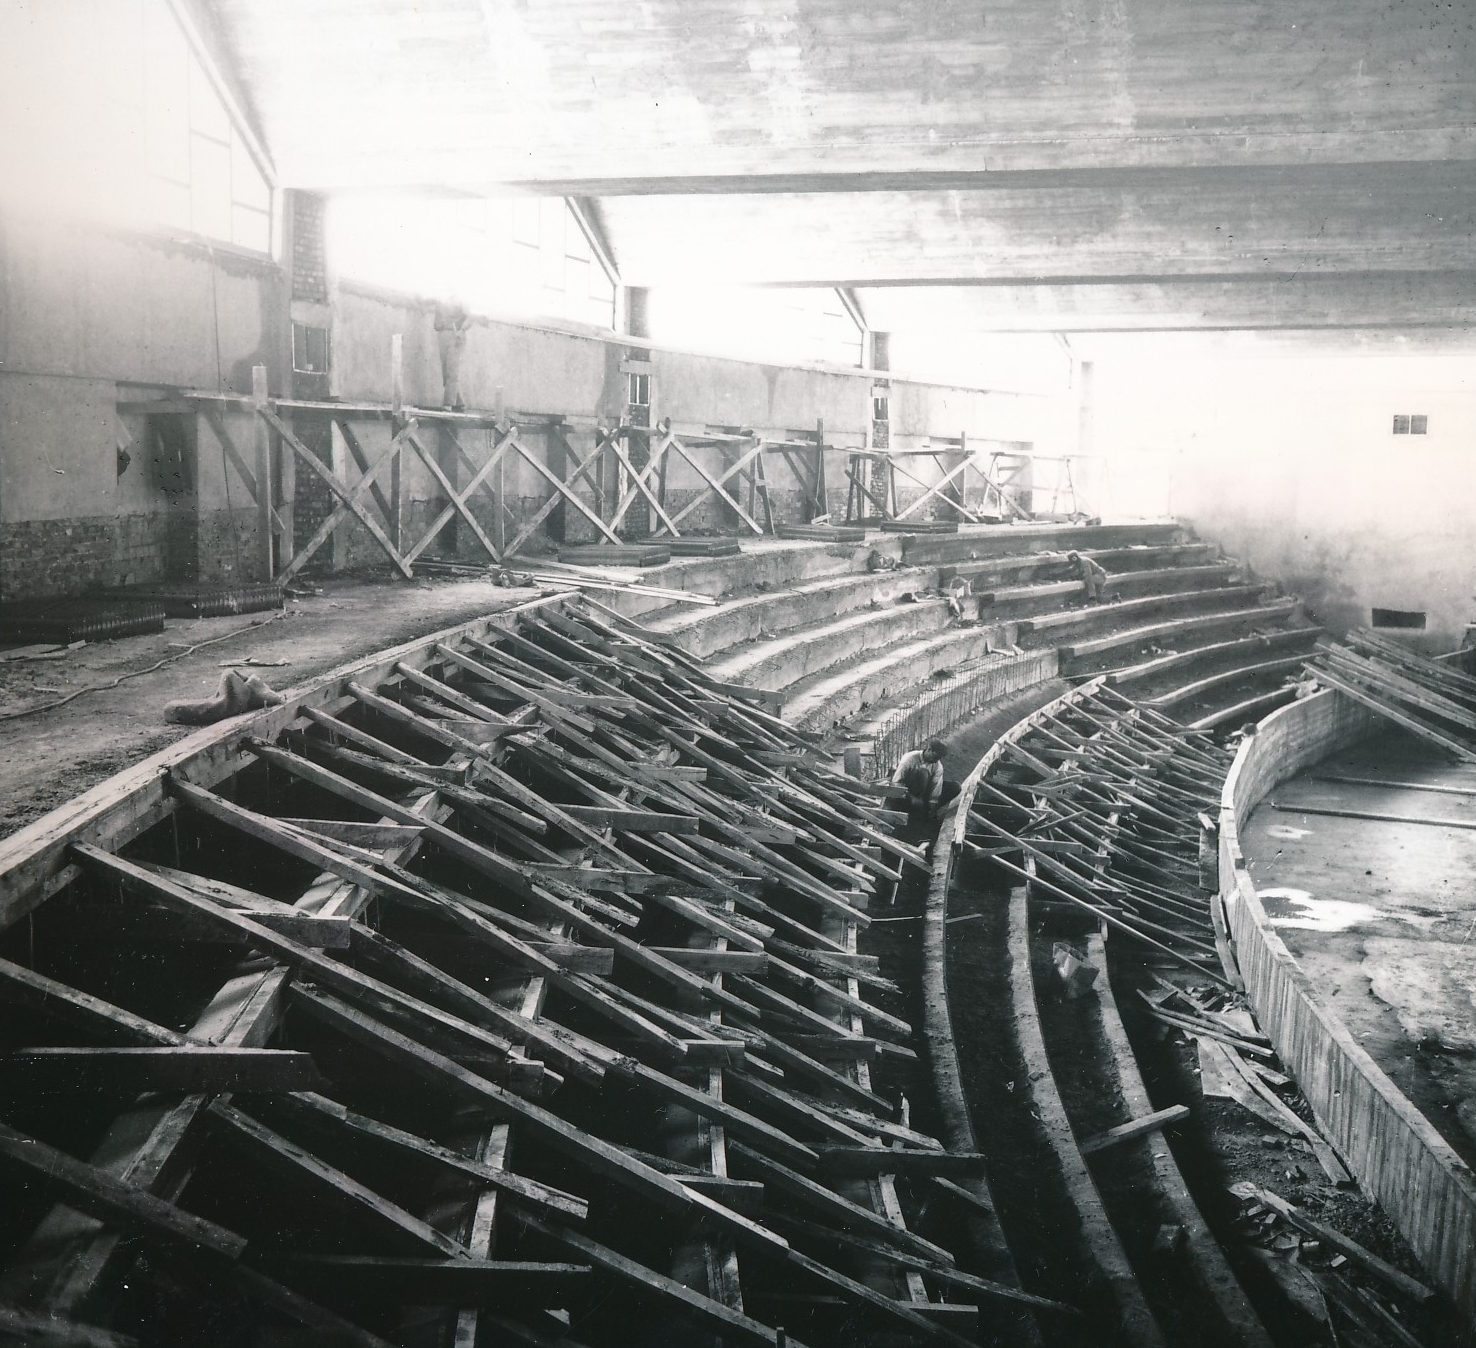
<box><xmin>1</xmin><ymin>514</ymin><xmax>171</xmax><ymax>600</ymax></box>
<box><xmin>290</xmin><ymin>193</ymin><xmax>328</xmax><ymax>304</ymax></box>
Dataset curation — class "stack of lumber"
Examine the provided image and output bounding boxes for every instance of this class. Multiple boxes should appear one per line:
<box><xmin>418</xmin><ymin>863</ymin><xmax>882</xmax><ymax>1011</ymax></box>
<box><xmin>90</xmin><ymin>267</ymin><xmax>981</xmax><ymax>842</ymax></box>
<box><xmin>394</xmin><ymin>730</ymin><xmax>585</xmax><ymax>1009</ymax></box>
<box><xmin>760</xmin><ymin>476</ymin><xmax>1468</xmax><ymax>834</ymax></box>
<box><xmin>1309</xmin><ymin>631</ymin><xmax>1476</xmax><ymax>762</ymax></box>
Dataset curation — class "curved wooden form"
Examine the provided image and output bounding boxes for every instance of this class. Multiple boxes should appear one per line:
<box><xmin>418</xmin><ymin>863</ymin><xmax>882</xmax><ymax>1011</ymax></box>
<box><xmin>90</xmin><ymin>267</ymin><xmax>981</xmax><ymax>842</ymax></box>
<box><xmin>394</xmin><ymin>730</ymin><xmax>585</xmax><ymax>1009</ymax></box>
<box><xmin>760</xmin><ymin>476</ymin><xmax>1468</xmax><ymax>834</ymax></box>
<box><xmin>1219</xmin><ymin>688</ymin><xmax>1476</xmax><ymax>1325</ymax></box>
<box><xmin>1011</xmin><ymin>877</ymin><xmax>1166</xmax><ymax>1348</ymax></box>
<box><xmin>1090</xmin><ymin>931</ymin><xmax>1274</xmax><ymax>1348</ymax></box>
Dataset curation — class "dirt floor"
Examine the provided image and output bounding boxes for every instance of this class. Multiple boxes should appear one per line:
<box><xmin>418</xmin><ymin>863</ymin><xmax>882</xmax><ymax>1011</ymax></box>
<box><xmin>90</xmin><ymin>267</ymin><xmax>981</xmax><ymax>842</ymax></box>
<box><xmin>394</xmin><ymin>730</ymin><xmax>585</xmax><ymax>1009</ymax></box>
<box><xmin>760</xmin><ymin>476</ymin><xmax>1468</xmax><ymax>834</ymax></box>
<box><xmin>0</xmin><ymin>572</ymin><xmax>550</xmax><ymax>841</ymax></box>
<box><xmin>1240</xmin><ymin>727</ymin><xmax>1476</xmax><ymax>1173</ymax></box>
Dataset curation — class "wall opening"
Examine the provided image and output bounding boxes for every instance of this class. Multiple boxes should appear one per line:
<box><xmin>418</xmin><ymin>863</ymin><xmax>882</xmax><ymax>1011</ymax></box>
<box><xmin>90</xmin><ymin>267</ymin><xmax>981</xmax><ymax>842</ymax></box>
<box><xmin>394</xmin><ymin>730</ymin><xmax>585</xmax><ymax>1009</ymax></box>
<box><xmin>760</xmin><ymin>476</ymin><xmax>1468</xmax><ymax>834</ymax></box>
<box><xmin>1371</xmin><ymin>608</ymin><xmax>1426</xmax><ymax>629</ymax></box>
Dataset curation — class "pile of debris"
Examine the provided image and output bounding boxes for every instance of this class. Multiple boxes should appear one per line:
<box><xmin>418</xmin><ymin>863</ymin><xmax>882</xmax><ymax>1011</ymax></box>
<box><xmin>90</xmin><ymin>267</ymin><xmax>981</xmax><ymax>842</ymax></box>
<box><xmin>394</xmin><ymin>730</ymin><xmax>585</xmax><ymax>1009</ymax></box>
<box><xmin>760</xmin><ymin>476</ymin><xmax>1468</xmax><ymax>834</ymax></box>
<box><xmin>1232</xmin><ymin>1183</ymin><xmax>1437</xmax><ymax>1347</ymax></box>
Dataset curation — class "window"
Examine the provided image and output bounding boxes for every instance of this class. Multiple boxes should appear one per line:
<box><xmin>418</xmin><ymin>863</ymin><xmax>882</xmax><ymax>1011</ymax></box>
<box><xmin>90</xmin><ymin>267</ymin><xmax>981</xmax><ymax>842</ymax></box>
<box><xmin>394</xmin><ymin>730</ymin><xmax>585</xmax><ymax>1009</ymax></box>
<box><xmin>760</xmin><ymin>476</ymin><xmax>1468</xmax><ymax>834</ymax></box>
<box><xmin>872</xmin><ymin>395</ymin><xmax>890</xmax><ymax>422</ymax></box>
<box><xmin>327</xmin><ymin>195</ymin><xmax>618</xmax><ymax>330</ymax></box>
<box><xmin>1371</xmin><ymin>608</ymin><xmax>1426</xmax><ymax>629</ymax></box>
<box><xmin>1411</xmin><ymin>414</ymin><xmax>1428</xmax><ymax>435</ymax></box>
<box><xmin>1392</xmin><ymin>413</ymin><xmax>1429</xmax><ymax>435</ymax></box>
<box><xmin>293</xmin><ymin>325</ymin><xmax>331</xmax><ymax>375</ymax></box>
<box><xmin>628</xmin><ymin>373</ymin><xmax>651</xmax><ymax>407</ymax></box>
<box><xmin>138</xmin><ymin>0</ymin><xmax>271</xmax><ymax>249</ymax></box>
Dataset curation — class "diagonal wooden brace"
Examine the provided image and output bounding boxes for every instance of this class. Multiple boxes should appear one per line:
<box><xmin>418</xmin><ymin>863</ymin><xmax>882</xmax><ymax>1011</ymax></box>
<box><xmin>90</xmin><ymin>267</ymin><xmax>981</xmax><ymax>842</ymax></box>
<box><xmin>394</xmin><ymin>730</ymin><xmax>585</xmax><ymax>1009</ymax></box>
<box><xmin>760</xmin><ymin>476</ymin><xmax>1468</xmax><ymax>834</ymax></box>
<box><xmin>278</xmin><ymin>426</ymin><xmax>407</xmax><ymax>583</ymax></box>
<box><xmin>652</xmin><ymin>433</ymin><xmax>765</xmax><ymax>536</ymax></box>
<box><xmin>507</xmin><ymin>429</ymin><xmax>624</xmax><ymax>545</ymax></box>
<box><xmin>503</xmin><ymin>428</ymin><xmax>610</xmax><ymax>559</ymax></box>
<box><xmin>605</xmin><ymin>428</ymin><xmax>682</xmax><ymax>537</ymax></box>
<box><xmin>401</xmin><ymin>425</ymin><xmax>505</xmax><ymax>565</ymax></box>
<box><xmin>258</xmin><ymin>406</ymin><xmax>415</xmax><ymax>579</ymax></box>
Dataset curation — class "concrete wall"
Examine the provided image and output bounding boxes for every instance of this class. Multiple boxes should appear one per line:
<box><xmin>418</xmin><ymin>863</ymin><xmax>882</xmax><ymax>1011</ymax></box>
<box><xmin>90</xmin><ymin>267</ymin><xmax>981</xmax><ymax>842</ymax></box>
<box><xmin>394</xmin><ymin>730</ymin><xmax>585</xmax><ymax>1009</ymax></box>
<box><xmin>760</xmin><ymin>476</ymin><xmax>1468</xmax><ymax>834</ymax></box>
<box><xmin>1220</xmin><ymin>689</ymin><xmax>1476</xmax><ymax>1325</ymax></box>
<box><xmin>0</xmin><ymin>208</ymin><xmax>288</xmax><ymax>598</ymax></box>
<box><xmin>1089</xmin><ymin>348</ymin><xmax>1476</xmax><ymax>649</ymax></box>
<box><xmin>1</xmin><ymin>206</ymin><xmax>1068</xmax><ymax>598</ymax></box>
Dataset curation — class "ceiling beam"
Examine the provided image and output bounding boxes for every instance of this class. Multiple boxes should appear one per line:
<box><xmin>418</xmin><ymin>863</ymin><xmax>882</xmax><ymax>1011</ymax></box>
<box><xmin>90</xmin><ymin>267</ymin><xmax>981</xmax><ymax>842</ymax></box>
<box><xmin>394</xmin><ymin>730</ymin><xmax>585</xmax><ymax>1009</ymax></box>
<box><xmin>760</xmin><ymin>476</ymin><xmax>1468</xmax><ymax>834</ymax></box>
<box><xmin>855</xmin><ymin>272</ymin><xmax>1476</xmax><ymax>334</ymax></box>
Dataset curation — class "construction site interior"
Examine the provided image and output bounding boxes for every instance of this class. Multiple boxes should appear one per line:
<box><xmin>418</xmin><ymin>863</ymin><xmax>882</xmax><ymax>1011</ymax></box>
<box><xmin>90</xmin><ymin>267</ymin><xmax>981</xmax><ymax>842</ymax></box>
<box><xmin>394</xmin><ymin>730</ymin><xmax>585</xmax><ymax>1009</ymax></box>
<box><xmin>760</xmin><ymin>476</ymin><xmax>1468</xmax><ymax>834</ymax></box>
<box><xmin>3</xmin><ymin>4</ymin><xmax>1476</xmax><ymax>1347</ymax></box>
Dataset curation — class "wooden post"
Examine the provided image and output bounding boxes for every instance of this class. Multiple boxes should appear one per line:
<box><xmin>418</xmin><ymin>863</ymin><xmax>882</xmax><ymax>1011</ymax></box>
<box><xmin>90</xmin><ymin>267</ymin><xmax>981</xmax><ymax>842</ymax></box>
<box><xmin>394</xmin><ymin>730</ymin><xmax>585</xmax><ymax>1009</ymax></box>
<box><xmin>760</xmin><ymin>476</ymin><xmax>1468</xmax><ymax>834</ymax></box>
<box><xmin>814</xmin><ymin>418</ymin><xmax>827</xmax><ymax>521</ymax></box>
<box><xmin>251</xmin><ymin>365</ymin><xmax>274</xmax><ymax>580</ymax></box>
<box><xmin>390</xmin><ymin>336</ymin><xmax>404</xmax><ymax>552</ymax></box>
<box><xmin>955</xmin><ymin>431</ymin><xmax>968</xmax><ymax>522</ymax></box>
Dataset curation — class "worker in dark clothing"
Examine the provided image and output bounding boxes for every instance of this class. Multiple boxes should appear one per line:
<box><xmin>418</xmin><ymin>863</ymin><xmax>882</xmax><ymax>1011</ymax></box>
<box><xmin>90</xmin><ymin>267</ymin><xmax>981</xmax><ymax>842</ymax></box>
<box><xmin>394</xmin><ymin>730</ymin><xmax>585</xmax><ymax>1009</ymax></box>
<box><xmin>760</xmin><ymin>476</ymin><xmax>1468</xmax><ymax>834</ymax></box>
<box><xmin>1066</xmin><ymin>550</ymin><xmax>1110</xmax><ymax>604</ymax></box>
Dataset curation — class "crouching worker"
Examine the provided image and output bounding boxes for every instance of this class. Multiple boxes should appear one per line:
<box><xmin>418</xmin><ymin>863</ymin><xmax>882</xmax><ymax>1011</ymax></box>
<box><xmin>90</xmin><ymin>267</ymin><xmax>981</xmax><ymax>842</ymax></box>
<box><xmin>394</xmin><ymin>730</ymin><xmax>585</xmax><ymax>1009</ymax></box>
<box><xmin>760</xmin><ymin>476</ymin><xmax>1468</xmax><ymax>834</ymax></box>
<box><xmin>1066</xmin><ymin>550</ymin><xmax>1110</xmax><ymax>604</ymax></box>
<box><xmin>892</xmin><ymin>739</ymin><xmax>962</xmax><ymax>838</ymax></box>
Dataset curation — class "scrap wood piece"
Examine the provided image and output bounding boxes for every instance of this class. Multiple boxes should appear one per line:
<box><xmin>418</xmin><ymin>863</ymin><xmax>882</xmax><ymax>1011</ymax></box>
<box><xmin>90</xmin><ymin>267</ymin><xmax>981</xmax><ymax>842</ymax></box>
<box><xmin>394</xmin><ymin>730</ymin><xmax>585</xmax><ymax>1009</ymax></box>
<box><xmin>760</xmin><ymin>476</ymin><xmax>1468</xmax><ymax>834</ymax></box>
<box><xmin>205</xmin><ymin>1101</ymin><xmax>471</xmax><ymax>1259</ymax></box>
<box><xmin>287</xmin><ymin>986</ymin><xmax>790</xmax><ymax>1256</ymax></box>
<box><xmin>0</xmin><ymin>1121</ymin><xmax>245</xmax><ymax>1260</ymax></box>
<box><xmin>1143</xmin><ymin>999</ymin><xmax>1273</xmax><ymax>1057</ymax></box>
<box><xmin>1230</xmin><ymin>1184</ymin><xmax>1434</xmax><ymax>1304</ymax></box>
<box><xmin>1</xmin><ymin>1047</ymin><xmax>323</xmax><ymax>1094</ymax></box>
<box><xmin>511</xmin><ymin>1211</ymin><xmax>792</xmax><ymax>1348</ymax></box>
<box><xmin>1215</xmin><ymin>1044</ymin><xmax>1352</xmax><ymax>1186</ymax></box>
<box><xmin>1325</xmin><ymin>1272</ymin><xmax>1430</xmax><ymax>1348</ymax></box>
<box><xmin>1079</xmin><ymin>1105</ymin><xmax>1191</xmax><ymax>1156</ymax></box>
<box><xmin>273</xmin><ymin>1092</ymin><xmax>588</xmax><ymax>1220</ymax></box>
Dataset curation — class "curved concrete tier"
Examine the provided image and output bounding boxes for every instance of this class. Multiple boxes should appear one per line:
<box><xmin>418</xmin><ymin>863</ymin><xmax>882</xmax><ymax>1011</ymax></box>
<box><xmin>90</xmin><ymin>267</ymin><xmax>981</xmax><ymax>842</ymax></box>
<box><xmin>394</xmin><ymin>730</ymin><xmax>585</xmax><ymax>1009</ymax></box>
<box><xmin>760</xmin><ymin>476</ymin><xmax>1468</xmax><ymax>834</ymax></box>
<box><xmin>1219</xmin><ymin>689</ymin><xmax>1476</xmax><ymax>1324</ymax></box>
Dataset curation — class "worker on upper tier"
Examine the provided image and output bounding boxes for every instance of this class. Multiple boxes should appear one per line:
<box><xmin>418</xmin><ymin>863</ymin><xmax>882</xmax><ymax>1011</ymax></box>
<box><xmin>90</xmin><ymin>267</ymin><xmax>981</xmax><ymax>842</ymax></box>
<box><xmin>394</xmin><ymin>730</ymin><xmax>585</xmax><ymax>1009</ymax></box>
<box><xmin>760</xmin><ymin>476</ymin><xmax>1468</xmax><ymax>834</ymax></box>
<box><xmin>1066</xmin><ymin>550</ymin><xmax>1110</xmax><ymax>604</ymax></box>
<box><xmin>892</xmin><ymin>739</ymin><xmax>962</xmax><ymax>827</ymax></box>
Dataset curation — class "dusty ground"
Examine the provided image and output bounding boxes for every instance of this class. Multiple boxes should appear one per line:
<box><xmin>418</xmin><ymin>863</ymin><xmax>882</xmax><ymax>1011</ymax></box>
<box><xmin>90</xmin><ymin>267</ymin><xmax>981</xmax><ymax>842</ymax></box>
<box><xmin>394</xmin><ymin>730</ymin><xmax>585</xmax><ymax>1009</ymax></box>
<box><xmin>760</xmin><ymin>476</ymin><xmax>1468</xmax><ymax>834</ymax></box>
<box><xmin>0</xmin><ymin>572</ymin><xmax>548</xmax><ymax>840</ymax></box>
<box><xmin>1241</xmin><ymin>727</ymin><xmax>1476</xmax><ymax>1172</ymax></box>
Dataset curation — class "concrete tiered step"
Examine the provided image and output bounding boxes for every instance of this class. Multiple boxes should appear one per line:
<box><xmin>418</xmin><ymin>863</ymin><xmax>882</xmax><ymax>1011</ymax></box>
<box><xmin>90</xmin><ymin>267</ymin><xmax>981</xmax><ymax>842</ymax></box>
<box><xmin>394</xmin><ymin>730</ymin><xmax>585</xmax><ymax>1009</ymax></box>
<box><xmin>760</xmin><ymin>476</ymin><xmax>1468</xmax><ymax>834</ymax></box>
<box><xmin>976</xmin><ymin>562</ymin><xmax>1242</xmax><ymax>619</ymax></box>
<box><xmin>707</xmin><ymin>598</ymin><xmax>953</xmax><ymax>690</ymax></box>
<box><xmin>611</xmin><ymin>537</ymin><xmax>906</xmax><ymax>619</ymax></box>
<box><xmin>787</xmin><ymin>626</ymin><xmax>1010</xmax><ymax>728</ymax></box>
<box><xmin>938</xmin><ymin>542</ymin><xmax>1219</xmax><ymax>589</ymax></box>
<box><xmin>644</xmin><ymin>568</ymin><xmax>929</xmax><ymax>661</ymax></box>
<box><xmin>1060</xmin><ymin>601</ymin><xmax>1301</xmax><ymax>671</ymax></box>
<box><xmin>1019</xmin><ymin>584</ymin><xmax>1269</xmax><ymax>647</ymax></box>
<box><xmin>898</xmin><ymin>521</ymin><xmax>1184</xmax><ymax>567</ymax></box>
<box><xmin>608</xmin><ymin>519</ymin><xmax>1291</xmax><ymax>740</ymax></box>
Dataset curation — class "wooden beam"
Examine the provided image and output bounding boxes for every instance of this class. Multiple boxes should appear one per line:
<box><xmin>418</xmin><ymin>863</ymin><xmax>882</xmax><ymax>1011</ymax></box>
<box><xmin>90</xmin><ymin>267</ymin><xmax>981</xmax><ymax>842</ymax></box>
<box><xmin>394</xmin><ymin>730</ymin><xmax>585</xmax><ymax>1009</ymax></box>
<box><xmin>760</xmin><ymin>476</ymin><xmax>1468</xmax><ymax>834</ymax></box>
<box><xmin>1078</xmin><ymin>1105</ymin><xmax>1191</xmax><ymax>1155</ymax></box>
<box><xmin>0</xmin><ymin>1305</ymin><xmax>139</xmax><ymax>1348</ymax></box>
<box><xmin>288</xmin><ymin>986</ymin><xmax>791</xmax><ymax>1256</ymax></box>
<box><xmin>271</xmin><ymin>1091</ymin><xmax>589</xmax><ymax>1221</ymax></box>
<box><xmin>1</xmin><ymin>1047</ymin><xmax>324</xmax><ymax>1094</ymax></box>
<box><xmin>206</xmin><ymin>1101</ymin><xmax>471</xmax><ymax>1258</ymax></box>
<box><xmin>264</xmin><ymin>1255</ymin><xmax>590</xmax><ymax>1305</ymax></box>
<box><xmin>0</xmin><ymin>1121</ymin><xmax>245</xmax><ymax>1260</ymax></box>
<box><xmin>726</xmin><ymin>1142</ymin><xmax>954</xmax><ymax>1266</ymax></box>
<box><xmin>251</xmin><ymin>365</ymin><xmax>275</xmax><ymax>579</ymax></box>
<box><xmin>0</xmin><ymin>956</ymin><xmax>184</xmax><ymax>1046</ymax></box>
<box><xmin>512</xmin><ymin>1211</ymin><xmax>786</xmax><ymax>1348</ymax></box>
